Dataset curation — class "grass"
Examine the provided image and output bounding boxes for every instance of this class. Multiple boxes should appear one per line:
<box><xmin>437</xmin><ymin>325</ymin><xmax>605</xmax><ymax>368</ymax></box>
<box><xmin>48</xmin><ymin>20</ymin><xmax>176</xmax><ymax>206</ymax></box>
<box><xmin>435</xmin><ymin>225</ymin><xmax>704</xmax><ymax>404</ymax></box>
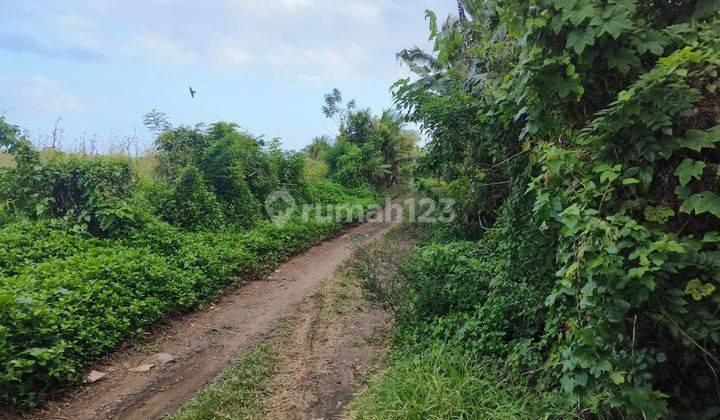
<box><xmin>169</xmin><ymin>318</ymin><xmax>294</xmax><ymax>420</ymax></box>
<box><xmin>348</xmin><ymin>343</ymin><xmax>576</xmax><ymax>420</ymax></box>
<box><xmin>133</xmin><ymin>154</ymin><xmax>156</xmax><ymax>181</ymax></box>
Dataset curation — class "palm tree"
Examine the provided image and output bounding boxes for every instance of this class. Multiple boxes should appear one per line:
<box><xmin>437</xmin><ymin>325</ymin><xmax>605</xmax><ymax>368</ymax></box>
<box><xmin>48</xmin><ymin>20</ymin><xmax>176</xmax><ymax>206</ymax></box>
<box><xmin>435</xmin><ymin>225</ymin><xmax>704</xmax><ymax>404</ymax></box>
<box><xmin>303</xmin><ymin>136</ymin><xmax>332</xmax><ymax>159</ymax></box>
<box><xmin>374</xmin><ymin>110</ymin><xmax>419</xmax><ymax>186</ymax></box>
<box><xmin>396</xmin><ymin>9</ymin><xmax>470</xmax><ymax>92</ymax></box>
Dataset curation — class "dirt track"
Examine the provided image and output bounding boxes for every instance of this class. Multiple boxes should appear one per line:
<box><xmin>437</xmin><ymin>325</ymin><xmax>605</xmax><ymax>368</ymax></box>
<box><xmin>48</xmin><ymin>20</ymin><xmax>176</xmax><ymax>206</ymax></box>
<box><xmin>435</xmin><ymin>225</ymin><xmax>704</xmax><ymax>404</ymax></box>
<box><xmin>20</xmin><ymin>220</ymin><xmax>393</xmax><ymax>420</ymax></box>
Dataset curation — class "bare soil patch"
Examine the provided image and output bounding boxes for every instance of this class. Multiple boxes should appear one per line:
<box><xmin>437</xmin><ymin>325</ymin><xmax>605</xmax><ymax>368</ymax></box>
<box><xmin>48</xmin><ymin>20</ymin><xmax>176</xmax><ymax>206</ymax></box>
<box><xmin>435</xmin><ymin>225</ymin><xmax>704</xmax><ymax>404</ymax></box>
<box><xmin>260</xmin><ymin>256</ymin><xmax>393</xmax><ymax>420</ymax></box>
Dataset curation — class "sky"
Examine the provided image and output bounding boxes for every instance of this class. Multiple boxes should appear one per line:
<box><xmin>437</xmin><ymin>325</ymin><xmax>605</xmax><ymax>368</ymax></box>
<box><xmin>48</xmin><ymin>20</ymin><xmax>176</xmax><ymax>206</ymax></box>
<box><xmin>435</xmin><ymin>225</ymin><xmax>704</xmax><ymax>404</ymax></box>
<box><xmin>0</xmin><ymin>0</ymin><xmax>456</xmax><ymax>153</ymax></box>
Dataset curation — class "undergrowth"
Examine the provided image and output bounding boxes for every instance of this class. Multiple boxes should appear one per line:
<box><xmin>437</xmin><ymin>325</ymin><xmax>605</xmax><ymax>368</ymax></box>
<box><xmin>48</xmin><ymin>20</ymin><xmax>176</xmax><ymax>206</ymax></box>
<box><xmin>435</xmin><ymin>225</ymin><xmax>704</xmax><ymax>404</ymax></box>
<box><xmin>349</xmin><ymin>343</ymin><xmax>575</xmax><ymax>420</ymax></box>
<box><xmin>354</xmin><ymin>1</ymin><xmax>720</xmax><ymax>418</ymax></box>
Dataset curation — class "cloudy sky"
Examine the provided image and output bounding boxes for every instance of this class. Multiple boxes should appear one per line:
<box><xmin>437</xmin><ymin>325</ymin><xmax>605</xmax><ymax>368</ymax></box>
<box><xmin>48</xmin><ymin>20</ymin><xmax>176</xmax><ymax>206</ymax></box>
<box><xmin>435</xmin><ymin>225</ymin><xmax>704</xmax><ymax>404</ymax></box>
<box><xmin>0</xmin><ymin>0</ymin><xmax>455</xmax><ymax>152</ymax></box>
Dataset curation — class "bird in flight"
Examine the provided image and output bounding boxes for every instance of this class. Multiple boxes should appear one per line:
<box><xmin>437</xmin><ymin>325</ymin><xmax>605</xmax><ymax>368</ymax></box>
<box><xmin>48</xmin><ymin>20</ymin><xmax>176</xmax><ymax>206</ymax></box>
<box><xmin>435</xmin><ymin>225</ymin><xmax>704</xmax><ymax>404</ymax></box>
<box><xmin>189</xmin><ymin>86</ymin><xmax>197</xmax><ymax>98</ymax></box>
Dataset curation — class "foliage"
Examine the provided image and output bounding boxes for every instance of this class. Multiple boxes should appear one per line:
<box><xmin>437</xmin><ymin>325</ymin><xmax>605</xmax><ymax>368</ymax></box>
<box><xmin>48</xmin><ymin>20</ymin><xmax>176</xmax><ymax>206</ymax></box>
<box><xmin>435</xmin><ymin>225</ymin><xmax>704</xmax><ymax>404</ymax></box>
<box><xmin>389</xmin><ymin>0</ymin><xmax>720</xmax><ymax>417</ymax></box>
<box><xmin>0</xmin><ymin>213</ymin><xmax>354</xmax><ymax>407</ymax></box>
<box><xmin>150</xmin><ymin>122</ymin><xmax>313</xmax><ymax>229</ymax></box>
<box><xmin>0</xmin><ymin>124</ymin><xmax>140</xmax><ymax>236</ymax></box>
<box><xmin>304</xmin><ymin>156</ymin><xmax>328</xmax><ymax>182</ymax></box>
<box><xmin>319</xmin><ymin>91</ymin><xmax>419</xmax><ymax>191</ymax></box>
<box><xmin>303</xmin><ymin>135</ymin><xmax>332</xmax><ymax>160</ymax></box>
<box><xmin>322</xmin><ymin>87</ymin><xmax>357</xmax><ymax>126</ymax></box>
<box><xmin>142</xmin><ymin>109</ymin><xmax>172</xmax><ymax>135</ymax></box>
<box><xmin>158</xmin><ymin>165</ymin><xmax>224</xmax><ymax>230</ymax></box>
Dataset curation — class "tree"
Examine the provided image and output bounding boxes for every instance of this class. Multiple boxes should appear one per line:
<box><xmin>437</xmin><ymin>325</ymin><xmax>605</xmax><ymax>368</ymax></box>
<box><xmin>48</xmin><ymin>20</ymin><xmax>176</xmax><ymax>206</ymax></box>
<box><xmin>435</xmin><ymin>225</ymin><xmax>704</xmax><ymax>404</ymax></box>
<box><xmin>322</xmin><ymin>88</ymin><xmax>357</xmax><ymax>127</ymax></box>
<box><xmin>142</xmin><ymin>109</ymin><xmax>172</xmax><ymax>135</ymax></box>
<box><xmin>303</xmin><ymin>135</ymin><xmax>332</xmax><ymax>159</ymax></box>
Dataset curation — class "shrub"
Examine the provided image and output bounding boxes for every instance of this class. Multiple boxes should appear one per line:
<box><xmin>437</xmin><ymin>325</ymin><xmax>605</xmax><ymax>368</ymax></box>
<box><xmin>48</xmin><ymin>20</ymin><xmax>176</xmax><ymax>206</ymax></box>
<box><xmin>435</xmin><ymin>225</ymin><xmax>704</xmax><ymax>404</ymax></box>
<box><xmin>159</xmin><ymin>165</ymin><xmax>224</xmax><ymax>230</ymax></box>
<box><xmin>0</xmin><ymin>219</ymin><xmax>102</xmax><ymax>277</ymax></box>
<box><xmin>0</xmin><ymin>245</ymin><xmax>202</xmax><ymax>407</ymax></box>
<box><xmin>0</xmin><ymin>124</ymin><xmax>141</xmax><ymax>237</ymax></box>
<box><xmin>304</xmin><ymin>156</ymin><xmax>328</xmax><ymax>182</ymax></box>
<box><xmin>154</xmin><ymin>126</ymin><xmax>210</xmax><ymax>179</ymax></box>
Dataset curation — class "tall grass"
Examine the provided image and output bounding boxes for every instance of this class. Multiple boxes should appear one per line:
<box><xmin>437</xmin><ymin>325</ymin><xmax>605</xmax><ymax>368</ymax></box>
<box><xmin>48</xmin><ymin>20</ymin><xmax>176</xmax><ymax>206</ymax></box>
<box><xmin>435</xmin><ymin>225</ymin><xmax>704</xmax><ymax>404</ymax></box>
<box><xmin>349</xmin><ymin>343</ymin><xmax>576</xmax><ymax>420</ymax></box>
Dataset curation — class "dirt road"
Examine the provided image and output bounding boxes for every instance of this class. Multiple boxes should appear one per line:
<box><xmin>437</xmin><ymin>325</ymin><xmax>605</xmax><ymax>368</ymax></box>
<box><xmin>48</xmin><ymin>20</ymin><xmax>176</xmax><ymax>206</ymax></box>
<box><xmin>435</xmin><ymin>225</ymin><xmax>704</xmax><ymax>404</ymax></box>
<box><xmin>23</xmin><ymin>220</ymin><xmax>393</xmax><ymax>420</ymax></box>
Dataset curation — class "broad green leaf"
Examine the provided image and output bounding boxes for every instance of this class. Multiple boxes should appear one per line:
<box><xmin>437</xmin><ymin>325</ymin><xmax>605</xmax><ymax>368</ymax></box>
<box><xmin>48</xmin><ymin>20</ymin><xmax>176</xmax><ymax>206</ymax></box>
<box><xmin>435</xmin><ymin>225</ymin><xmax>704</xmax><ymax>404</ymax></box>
<box><xmin>685</xmin><ymin>279</ymin><xmax>716</xmax><ymax>301</ymax></box>
<box><xmin>703</xmin><ymin>232</ymin><xmax>720</xmax><ymax>243</ymax></box>
<box><xmin>622</xmin><ymin>178</ymin><xmax>640</xmax><ymax>185</ymax></box>
<box><xmin>550</xmin><ymin>74</ymin><xmax>578</xmax><ymax>98</ymax></box>
<box><xmin>566</xmin><ymin>28</ymin><xmax>598</xmax><ymax>54</ymax></box>
<box><xmin>561</xmin><ymin>375</ymin><xmax>577</xmax><ymax>393</ymax></box>
<box><xmin>675</xmin><ymin>185</ymin><xmax>692</xmax><ymax>200</ymax></box>
<box><xmin>633</xmin><ymin>30</ymin><xmax>666</xmax><ymax>55</ymax></box>
<box><xmin>609</xmin><ymin>371</ymin><xmax>626</xmax><ymax>385</ymax></box>
<box><xmin>677</xmin><ymin>125</ymin><xmax>720</xmax><ymax>152</ymax></box>
<box><xmin>592</xmin><ymin>6</ymin><xmax>634</xmax><ymax>39</ymax></box>
<box><xmin>675</xmin><ymin>159</ymin><xmax>706</xmax><ymax>186</ymax></box>
<box><xmin>559</xmin><ymin>1</ymin><xmax>598</xmax><ymax>26</ymax></box>
<box><xmin>644</xmin><ymin>205</ymin><xmax>674</xmax><ymax>223</ymax></box>
<box><xmin>607</xmin><ymin>47</ymin><xmax>641</xmax><ymax>74</ymax></box>
<box><xmin>681</xmin><ymin>192</ymin><xmax>720</xmax><ymax>217</ymax></box>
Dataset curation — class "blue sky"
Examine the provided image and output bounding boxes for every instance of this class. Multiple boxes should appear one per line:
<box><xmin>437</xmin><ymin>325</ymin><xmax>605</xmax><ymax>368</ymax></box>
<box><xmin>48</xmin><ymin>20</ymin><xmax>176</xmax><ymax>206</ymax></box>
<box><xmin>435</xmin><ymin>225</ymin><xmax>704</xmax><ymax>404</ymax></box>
<box><xmin>0</xmin><ymin>0</ymin><xmax>455</xmax><ymax>152</ymax></box>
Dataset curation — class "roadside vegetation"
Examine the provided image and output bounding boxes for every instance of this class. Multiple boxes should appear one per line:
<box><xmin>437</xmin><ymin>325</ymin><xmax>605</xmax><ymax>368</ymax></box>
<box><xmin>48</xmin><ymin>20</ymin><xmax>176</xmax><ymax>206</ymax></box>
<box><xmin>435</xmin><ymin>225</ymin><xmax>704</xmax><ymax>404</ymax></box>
<box><xmin>0</xmin><ymin>94</ymin><xmax>418</xmax><ymax>409</ymax></box>
<box><xmin>352</xmin><ymin>1</ymin><xmax>720</xmax><ymax>419</ymax></box>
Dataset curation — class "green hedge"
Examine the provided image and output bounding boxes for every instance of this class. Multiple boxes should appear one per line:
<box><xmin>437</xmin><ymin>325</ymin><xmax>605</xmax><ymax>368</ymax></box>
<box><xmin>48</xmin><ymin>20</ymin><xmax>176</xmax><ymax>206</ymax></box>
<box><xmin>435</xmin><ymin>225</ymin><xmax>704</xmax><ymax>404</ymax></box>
<box><xmin>0</xmin><ymin>197</ymin><xmax>376</xmax><ymax>408</ymax></box>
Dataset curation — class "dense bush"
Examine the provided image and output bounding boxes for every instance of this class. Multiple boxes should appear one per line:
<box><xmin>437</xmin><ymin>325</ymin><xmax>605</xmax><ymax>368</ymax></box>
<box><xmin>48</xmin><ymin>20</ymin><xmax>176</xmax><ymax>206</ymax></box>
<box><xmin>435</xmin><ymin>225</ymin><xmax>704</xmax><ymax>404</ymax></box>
<box><xmin>361</xmin><ymin>1</ymin><xmax>720</xmax><ymax>418</ymax></box>
<box><xmin>0</xmin><ymin>123</ymin><xmax>140</xmax><ymax>236</ymax></box>
<box><xmin>159</xmin><ymin>165</ymin><xmax>225</xmax><ymax>230</ymax></box>
<box><xmin>0</xmin><ymin>204</ymin><xmax>372</xmax><ymax>408</ymax></box>
<box><xmin>144</xmin><ymin>121</ymin><xmax>322</xmax><ymax>230</ymax></box>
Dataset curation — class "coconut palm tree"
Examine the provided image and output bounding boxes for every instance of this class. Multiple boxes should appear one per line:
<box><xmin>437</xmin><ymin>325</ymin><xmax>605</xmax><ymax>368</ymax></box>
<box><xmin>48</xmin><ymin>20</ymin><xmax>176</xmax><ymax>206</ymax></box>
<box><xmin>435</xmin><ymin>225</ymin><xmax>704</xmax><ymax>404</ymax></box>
<box><xmin>303</xmin><ymin>136</ymin><xmax>332</xmax><ymax>160</ymax></box>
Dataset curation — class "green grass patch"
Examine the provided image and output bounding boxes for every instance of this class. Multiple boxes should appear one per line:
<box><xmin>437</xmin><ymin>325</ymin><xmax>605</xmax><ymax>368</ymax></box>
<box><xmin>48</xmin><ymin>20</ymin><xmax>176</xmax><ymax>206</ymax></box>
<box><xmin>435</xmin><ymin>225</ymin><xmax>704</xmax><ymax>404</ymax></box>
<box><xmin>348</xmin><ymin>343</ymin><xmax>576</xmax><ymax>420</ymax></box>
<box><xmin>170</xmin><ymin>319</ymin><xmax>293</xmax><ymax>420</ymax></box>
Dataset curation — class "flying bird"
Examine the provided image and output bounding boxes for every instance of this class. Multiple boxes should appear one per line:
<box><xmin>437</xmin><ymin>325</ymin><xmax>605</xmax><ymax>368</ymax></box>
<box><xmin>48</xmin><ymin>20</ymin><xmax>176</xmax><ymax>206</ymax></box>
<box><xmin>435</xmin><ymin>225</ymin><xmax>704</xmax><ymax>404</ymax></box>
<box><xmin>189</xmin><ymin>86</ymin><xmax>197</xmax><ymax>98</ymax></box>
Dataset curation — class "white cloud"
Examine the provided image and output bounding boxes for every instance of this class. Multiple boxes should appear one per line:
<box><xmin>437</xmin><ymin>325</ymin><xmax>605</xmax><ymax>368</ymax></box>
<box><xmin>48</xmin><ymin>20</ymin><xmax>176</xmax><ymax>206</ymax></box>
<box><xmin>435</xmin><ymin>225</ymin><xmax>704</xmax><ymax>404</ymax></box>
<box><xmin>50</xmin><ymin>13</ymin><xmax>95</xmax><ymax>30</ymax></box>
<box><xmin>262</xmin><ymin>42</ymin><xmax>370</xmax><ymax>82</ymax></box>
<box><xmin>121</xmin><ymin>35</ymin><xmax>200</xmax><ymax>65</ymax></box>
<box><xmin>210</xmin><ymin>44</ymin><xmax>253</xmax><ymax>68</ymax></box>
<box><xmin>3</xmin><ymin>0</ymin><xmax>451</xmax><ymax>85</ymax></box>
<box><xmin>0</xmin><ymin>75</ymin><xmax>86</xmax><ymax>114</ymax></box>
